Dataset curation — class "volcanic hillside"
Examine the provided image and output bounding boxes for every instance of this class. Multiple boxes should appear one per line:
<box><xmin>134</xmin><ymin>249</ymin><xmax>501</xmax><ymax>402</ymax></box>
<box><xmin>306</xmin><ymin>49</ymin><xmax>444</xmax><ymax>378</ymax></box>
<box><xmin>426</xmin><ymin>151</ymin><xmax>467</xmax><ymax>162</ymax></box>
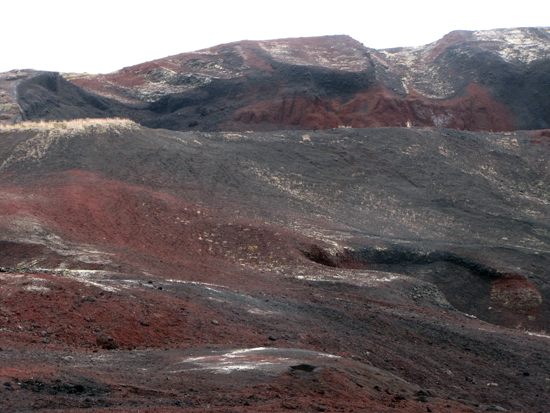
<box><xmin>2</xmin><ymin>28</ymin><xmax>550</xmax><ymax>132</ymax></box>
<box><xmin>0</xmin><ymin>119</ymin><xmax>549</xmax><ymax>411</ymax></box>
<box><xmin>1</xmin><ymin>27</ymin><xmax>550</xmax><ymax>413</ymax></box>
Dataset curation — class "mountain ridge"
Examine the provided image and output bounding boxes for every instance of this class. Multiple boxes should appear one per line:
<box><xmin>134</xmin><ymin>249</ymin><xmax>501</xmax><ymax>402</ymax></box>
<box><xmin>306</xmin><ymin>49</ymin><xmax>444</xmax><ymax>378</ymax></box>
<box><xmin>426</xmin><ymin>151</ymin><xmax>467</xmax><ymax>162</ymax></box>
<box><xmin>2</xmin><ymin>27</ymin><xmax>550</xmax><ymax>132</ymax></box>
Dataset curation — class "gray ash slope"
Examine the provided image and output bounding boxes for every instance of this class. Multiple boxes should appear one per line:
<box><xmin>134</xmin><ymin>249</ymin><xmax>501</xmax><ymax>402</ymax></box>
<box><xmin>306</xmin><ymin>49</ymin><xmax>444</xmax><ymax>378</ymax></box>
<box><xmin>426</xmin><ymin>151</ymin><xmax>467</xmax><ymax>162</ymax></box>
<box><xmin>1</xmin><ymin>122</ymin><xmax>550</xmax><ymax>411</ymax></box>
<box><xmin>2</xmin><ymin>124</ymin><xmax>549</xmax><ymax>332</ymax></box>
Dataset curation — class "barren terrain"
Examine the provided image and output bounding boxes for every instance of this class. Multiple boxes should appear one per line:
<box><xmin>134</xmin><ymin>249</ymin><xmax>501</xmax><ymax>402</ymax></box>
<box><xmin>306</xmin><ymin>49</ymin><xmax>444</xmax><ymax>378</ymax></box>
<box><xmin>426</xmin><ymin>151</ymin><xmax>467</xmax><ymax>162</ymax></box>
<box><xmin>1</xmin><ymin>120</ymin><xmax>549</xmax><ymax>411</ymax></box>
<box><xmin>1</xmin><ymin>27</ymin><xmax>550</xmax><ymax>412</ymax></box>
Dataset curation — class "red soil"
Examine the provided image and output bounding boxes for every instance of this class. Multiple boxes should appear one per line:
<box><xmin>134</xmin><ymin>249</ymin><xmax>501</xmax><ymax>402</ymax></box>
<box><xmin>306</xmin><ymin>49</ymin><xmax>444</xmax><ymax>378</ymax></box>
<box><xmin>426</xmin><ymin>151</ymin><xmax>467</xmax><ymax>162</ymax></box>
<box><xmin>232</xmin><ymin>84</ymin><xmax>515</xmax><ymax>131</ymax></box>
<box><xmin>0</xmin><ymin>170</ymin><xmax>316</xmax><ymax>275</ymax></box>
<box><xmin>491</xmin><ymin>277</ymin><xmax>543</xmax><ymax>314</ymax></box>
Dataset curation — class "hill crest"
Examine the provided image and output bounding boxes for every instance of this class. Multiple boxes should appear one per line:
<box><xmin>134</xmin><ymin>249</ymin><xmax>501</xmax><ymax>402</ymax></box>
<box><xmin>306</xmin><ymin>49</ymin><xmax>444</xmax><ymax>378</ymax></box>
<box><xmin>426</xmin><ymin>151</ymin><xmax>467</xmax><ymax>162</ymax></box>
<box><xmin>2</xmin><ymin>28</ymin><xmax>549</xmax><ymax>132</ymax></box>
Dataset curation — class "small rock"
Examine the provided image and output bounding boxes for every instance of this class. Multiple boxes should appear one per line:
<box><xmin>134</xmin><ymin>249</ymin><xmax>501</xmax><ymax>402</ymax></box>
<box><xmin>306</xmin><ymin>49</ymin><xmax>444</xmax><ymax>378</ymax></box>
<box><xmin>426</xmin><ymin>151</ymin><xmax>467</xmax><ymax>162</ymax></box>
<box><xmin>282</xmin><ymin>400</ymin><xmax>298</xmax><ymax>409</ymax></box>
<box><xmin>415</xmin><ymin>391</ymin><xmax>431</xmax><ymax>403</ymax></box>
<box><xmin>291</xmin><ymin>364</ymin><xmax>316</xmax><ymax>372</ymax></box>
<box><xmin>96</xmin><ymin>333</ymin><xmax>118</xmax><ymax>350</ymax></box>
<box><xmin>480</xmin><ymin>405</ymin><xmax>508</xmax><ymax>412</ymax></box>
<box><xmin>140</xmin><ymin>321</ymin><xmax>149</xmax><ymax>327</ymax></box>
<box><xmin>268</xmin><ymin>335</ymin><xmax>278</xmax><ymax>341</ymax></box>
<box><xmin>211</xmin><ymin>320</ymin><xmax>219</xmax><ymax>325</ymax></box>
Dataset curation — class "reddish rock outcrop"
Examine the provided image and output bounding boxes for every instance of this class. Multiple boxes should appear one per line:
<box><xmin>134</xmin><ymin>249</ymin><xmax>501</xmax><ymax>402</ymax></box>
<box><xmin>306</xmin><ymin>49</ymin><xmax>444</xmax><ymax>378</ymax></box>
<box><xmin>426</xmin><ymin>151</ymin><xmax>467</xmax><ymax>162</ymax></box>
<box><xmin>232</xmin><ymin>84</ymin><xmax>515</xmax><ymax>131</ymax></box>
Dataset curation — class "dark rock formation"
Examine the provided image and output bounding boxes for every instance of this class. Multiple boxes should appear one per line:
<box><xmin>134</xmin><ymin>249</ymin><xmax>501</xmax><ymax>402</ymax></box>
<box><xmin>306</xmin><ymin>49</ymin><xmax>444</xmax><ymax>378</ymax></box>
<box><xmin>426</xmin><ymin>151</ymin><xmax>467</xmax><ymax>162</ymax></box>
<box><xmin>0</xmin><ymin>70</ymin><xmax>128</xmax><ymax>124</ymax></box>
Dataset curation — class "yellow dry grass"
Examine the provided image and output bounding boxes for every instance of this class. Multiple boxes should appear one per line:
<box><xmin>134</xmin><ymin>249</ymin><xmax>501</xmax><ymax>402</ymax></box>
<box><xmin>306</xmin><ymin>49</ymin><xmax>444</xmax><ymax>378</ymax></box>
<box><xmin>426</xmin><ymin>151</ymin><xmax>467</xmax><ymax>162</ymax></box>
<box><xmin>0</xmin><ymin>118</ymin><xmax>138</xmax><ymax>132</ymax></box>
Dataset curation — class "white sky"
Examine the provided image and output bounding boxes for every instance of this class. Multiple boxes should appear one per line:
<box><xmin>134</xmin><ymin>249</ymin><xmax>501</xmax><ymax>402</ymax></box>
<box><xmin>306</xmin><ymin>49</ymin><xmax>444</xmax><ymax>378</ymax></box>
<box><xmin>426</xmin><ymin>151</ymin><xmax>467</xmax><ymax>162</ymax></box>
<box><xmin>1</xmin><ymin>0</ymin><xmax>548</xmax><ymax>74</ymax></box>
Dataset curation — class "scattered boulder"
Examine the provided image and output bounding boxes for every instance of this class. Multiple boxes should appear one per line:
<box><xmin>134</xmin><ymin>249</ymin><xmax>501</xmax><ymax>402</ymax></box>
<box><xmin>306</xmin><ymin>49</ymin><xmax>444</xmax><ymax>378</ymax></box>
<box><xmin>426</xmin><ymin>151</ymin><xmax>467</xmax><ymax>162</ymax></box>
<box><xmin>96</xmin><ymin>333</ymin><xmax>117</xmax><ymax>350</ymax></box>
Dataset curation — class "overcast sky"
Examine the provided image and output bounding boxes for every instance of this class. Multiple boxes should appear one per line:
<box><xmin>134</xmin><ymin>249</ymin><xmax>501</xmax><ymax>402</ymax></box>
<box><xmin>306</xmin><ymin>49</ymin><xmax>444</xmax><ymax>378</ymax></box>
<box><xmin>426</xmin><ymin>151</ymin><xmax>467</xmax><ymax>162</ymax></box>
<box><xmin>2</xmin><ymin>0</ymin><xmax>548</xmax><ymax>74</ymax></box>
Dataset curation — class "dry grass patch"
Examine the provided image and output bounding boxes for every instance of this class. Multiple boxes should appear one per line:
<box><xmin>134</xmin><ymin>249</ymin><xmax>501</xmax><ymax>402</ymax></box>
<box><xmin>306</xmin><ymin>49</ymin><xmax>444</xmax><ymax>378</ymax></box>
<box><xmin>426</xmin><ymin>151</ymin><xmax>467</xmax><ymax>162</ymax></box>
<box><xmin>0</xmin><ymin>118</ymin><xmax>140</xmax><ymax>171</ymax></box>
<box><xmin>60</xmin><ymin>72</ymin><xmax>98</xmax><ymax>81</ymax></box>
<box><xmin>0</xmin><ymin>118</ymin><xmax>138</xmax><ymax>132</ymax></box>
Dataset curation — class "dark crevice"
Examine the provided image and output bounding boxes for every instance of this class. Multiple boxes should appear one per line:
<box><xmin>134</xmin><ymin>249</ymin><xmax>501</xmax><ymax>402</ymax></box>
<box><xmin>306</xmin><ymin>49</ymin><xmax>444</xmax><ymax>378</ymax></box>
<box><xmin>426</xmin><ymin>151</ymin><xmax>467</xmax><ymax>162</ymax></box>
<box><xmin>303</xmin><ymin>243</ymin><xmax>506</xmax><ymax>279</ymax></box>
<box><xmin>302</xmin><ymin>243</ymin><xmax>532</xmax><ymax>327</ymax></box>
<box><xmin>302</xmin><ymin>245</ymin><xmax>338</xmax><ymax>267</ymax></box>
<box><xmin>343</xmin><ymin>247</ymin><xmax>504</xmax><ymax>280</ymax></box>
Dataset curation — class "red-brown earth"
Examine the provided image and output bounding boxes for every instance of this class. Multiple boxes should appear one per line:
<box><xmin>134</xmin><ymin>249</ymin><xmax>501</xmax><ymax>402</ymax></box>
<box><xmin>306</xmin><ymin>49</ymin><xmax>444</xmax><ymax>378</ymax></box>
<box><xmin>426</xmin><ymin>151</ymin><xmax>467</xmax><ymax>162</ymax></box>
<box><xmin>1</xmin><ymin>120</ymin><xmax>549</xmax><ymax>411</ymax></box>
<box><xmin>231</xmin><ymin>84</ymin><xmax>515</xmax><ymax>131</ymax></box>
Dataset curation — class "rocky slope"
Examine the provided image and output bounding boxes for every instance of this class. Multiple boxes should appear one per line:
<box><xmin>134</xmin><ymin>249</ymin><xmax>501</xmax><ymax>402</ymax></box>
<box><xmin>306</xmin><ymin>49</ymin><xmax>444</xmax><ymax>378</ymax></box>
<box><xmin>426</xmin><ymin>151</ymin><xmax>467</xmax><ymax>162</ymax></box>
<box><xmin>1</xmin><ymin>28</ymin><xmax>550</xmax><ymax>132</ymax></box>
<box><xmin>1</xmin><ymin>120</ymin><xmax>549</xmax><ymax>411</ymax></box>
<box><xmin>1</xmin><ymin>27</ymin><xmax>550</xmax><ymax>412</ymax></box>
